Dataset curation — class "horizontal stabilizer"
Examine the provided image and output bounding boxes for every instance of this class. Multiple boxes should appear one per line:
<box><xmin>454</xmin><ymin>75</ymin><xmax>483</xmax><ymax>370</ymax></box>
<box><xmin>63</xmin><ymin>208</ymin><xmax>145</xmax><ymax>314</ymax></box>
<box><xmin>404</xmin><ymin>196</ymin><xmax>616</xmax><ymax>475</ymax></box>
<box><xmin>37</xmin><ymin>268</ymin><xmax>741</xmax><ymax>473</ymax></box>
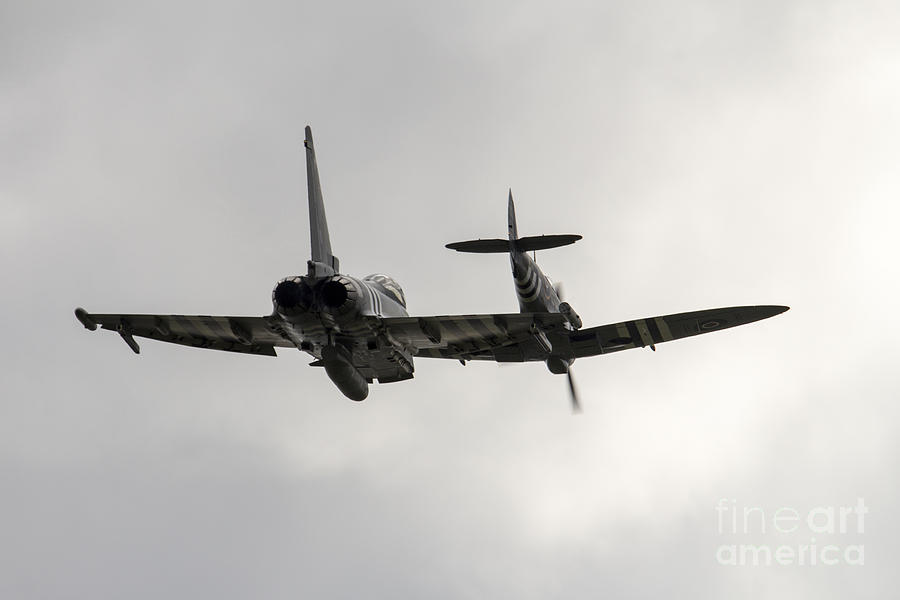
<box><xmin>446</xmin><ymin>234</ymin><xmax>582</xmax><ymax>253</ymax></box>
<box><xmin>445</xmin><ymin>238</ymin><xmax>509</xmax><ymax>253</ymax></box>
<box><xmin>516</xmin><ymin>234</ymin><xmax>582</xmax><ymax>251</ymax></box>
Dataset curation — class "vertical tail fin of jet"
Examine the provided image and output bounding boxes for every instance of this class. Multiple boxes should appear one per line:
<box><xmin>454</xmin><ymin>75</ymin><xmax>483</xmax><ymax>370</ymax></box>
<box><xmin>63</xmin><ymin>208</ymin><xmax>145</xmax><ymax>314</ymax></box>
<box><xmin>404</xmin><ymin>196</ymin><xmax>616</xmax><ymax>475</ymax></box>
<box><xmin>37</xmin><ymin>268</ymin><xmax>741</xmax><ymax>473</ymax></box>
<box><xmin>304</xmin><ymin>126</ymin><xmax>339</xmax><ymax>276</ymax></box>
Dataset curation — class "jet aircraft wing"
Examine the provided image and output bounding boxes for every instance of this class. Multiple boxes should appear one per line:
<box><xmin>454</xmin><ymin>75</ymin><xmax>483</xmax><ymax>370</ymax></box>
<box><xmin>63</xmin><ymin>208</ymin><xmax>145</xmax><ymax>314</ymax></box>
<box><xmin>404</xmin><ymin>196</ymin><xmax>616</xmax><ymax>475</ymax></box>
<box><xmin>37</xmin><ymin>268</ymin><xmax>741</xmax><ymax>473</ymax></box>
<box><xmin>567</xmin><ymin>305</ymin><xmax>789</xmax><ymax>357</ymax></box>
<box><xmin>75</xmin><ymin>309</ymin><xmax>291</xmax><ymax>356</ymax></box>
<box><xmin>379</xmin><ymin>312</ymin><xmax>569</xmax><ymax>360</ymax></box>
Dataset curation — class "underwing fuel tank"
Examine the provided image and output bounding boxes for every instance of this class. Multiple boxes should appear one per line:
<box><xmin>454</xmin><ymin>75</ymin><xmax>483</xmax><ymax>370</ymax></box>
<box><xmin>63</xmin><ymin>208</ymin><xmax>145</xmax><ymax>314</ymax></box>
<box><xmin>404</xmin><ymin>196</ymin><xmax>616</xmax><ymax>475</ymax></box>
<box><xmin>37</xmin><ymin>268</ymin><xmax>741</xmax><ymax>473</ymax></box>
<box><xmin>322</xmin><ymin>344</ymin><xmax>369</xmax><ymax>401</ymax></box>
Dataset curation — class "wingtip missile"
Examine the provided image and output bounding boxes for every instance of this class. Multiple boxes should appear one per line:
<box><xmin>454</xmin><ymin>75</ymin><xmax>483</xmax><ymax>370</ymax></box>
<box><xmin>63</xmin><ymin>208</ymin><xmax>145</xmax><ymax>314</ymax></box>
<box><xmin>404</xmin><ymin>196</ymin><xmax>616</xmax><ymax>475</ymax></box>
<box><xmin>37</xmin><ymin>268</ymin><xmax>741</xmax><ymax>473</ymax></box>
<box><xmin>74</xmin><ymin>307</ymin><xmax>97</xmax><ymax>331</ymax></box>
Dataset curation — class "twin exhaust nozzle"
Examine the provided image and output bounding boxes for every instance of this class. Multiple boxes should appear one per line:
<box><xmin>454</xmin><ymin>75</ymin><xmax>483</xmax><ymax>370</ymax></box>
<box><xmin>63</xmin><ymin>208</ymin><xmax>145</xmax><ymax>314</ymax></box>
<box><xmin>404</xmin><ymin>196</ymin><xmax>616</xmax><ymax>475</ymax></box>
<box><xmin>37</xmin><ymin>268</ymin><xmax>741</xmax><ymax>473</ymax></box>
<box><xmin>273</xmin><ymin>276</ymin><xmax>355</xmax><ymax>312</ymax></box>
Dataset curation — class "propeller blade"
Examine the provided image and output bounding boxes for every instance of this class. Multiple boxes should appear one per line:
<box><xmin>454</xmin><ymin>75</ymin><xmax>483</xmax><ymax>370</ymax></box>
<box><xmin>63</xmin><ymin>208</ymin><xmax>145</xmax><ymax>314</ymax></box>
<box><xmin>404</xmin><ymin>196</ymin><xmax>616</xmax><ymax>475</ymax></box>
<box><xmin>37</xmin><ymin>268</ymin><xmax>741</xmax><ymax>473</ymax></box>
<box><xmin>567</xmin><ymin>369</ymin><xmax>581</xmax><ymax>413</ymax></box>
<box><xmin>555</xmin><ymin>282</ymin><xmax>564</xmax><ymax>300</ymax></box>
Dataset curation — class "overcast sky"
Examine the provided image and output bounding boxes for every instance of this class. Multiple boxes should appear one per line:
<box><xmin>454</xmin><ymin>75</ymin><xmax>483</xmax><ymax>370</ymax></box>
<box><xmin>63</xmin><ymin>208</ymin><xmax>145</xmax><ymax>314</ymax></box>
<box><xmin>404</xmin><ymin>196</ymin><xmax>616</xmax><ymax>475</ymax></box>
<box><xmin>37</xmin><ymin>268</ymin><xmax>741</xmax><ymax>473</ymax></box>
<box><xmin>2</xmin><ymin>1</ymin><xmax>899</xmax><ymax>598</ymax></box>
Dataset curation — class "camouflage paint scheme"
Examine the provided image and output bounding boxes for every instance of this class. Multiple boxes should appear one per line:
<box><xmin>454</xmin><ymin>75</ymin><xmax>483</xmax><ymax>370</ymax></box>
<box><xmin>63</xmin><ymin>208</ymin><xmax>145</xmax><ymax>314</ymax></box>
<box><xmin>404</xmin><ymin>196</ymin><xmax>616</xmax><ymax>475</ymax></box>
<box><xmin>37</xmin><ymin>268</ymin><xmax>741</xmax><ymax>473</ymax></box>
<box><xmin>75</xmin><ymin>127</ymin><xmax>788</xmax><ymax>404</ymax></box>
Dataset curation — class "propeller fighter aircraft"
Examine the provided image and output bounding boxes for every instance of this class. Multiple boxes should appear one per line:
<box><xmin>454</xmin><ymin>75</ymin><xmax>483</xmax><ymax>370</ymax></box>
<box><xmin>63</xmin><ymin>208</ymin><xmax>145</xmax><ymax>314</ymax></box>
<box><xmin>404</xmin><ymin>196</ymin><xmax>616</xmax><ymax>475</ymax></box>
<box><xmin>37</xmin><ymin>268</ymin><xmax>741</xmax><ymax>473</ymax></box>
<box><xmin>75</xmin><ymin>126</ymin><xmax>788</xmax><ymax>410</ymax></box>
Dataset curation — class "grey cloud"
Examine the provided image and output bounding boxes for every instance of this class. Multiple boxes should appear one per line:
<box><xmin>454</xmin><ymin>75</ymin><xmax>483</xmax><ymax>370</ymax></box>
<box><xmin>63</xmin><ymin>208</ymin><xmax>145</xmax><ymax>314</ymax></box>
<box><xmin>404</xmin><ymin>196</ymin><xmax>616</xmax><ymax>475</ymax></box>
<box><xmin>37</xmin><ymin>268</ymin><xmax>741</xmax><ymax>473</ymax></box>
<box><xmin>3</xmin><ymin>1</ymin><xmax>899</xmax><ymax>598</ymax></box>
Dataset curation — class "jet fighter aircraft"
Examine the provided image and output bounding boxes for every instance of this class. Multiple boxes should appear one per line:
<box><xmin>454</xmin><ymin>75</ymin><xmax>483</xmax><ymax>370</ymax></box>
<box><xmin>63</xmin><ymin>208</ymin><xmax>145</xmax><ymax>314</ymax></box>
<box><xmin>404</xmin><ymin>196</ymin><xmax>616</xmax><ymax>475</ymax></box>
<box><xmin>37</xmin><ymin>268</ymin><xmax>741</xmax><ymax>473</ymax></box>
<box><xmin>75</xmin><ymin>126</ymin><xmax>788</xmax><ymax>409</ymax></box>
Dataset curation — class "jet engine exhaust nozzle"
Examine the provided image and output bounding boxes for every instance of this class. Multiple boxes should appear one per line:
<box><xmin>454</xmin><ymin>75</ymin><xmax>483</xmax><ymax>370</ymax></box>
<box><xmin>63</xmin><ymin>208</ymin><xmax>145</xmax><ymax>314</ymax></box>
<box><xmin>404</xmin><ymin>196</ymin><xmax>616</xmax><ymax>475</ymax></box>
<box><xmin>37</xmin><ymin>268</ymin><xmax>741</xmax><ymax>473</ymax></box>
<box><xmin>321</xmin><ymin>279</ymin><xmax>350</xmax><ymax>308</ymax></box>
<box><xmin>273</xmin><ymin>278</ymin><xmax>311</xmax><ymax>312</ymax></box>
<box><xmin>318</xmin><ymin>276</ymin><xmax>360</xmax><ymax>320</ymax></box>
